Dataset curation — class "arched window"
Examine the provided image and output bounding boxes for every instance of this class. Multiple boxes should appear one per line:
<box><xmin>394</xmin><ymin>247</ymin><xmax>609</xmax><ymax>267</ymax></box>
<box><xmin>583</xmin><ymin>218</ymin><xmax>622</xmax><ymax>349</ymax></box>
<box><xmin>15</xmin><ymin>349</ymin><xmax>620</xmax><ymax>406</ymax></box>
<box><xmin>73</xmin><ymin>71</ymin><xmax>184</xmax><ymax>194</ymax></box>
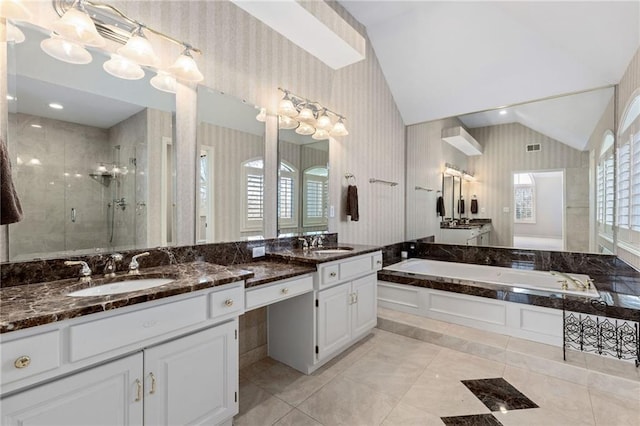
<box><xmin>514</xmin><ymin>173</ymin><xmax>535</xmax><ymax>223</ymax></box>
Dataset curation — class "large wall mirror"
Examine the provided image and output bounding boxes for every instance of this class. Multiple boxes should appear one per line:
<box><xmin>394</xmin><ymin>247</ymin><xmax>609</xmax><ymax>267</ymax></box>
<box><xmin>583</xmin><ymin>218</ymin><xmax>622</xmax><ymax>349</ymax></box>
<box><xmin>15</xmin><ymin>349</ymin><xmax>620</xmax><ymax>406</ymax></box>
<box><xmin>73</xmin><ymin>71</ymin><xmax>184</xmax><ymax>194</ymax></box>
<box><xmin>6</xmin><ymin>23</ymin><xmax>177</xmax><ymax>261</ymax></box>
<box><xmin>196</xmin><ymin>87</ymin><xmax>265</xmax><ymax>243</ymax></box>
<box><xmin>407</xmin><ymin>86</ymin><xmax>615</xmax><ymax>254</ymax></box>
<box><xmin>278</xmin><ymin>130</ymin><xmax>329</xmax><ymax>237</ymax></box>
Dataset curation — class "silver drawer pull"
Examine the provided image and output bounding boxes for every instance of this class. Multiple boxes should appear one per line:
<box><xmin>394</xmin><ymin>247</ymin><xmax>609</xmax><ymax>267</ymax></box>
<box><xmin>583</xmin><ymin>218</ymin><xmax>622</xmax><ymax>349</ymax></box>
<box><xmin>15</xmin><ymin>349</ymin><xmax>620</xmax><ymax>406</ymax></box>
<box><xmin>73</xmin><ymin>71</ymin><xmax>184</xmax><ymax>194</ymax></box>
<box><xmin>329</xmin><ymin>272</ymin><xmax>337</xmax><ymax>278</ymax></box>
<box><xmin>281</xmin><ymin>288</ymin><xmax>289</xmax><ymax>294</ymax></box>
<box><xmin>376</xmin><ymin>260</ymin><xmax>382</xmax><ymax>265</ymax></box>
<box><xmin>224</xmin><ymin>299</ymin><xmax>234</xmax><ymax>307</ymax></box>
<box><xmin>14</xmin><ymin>355</ymin><xmax>31</xmax><ymax>369</ymax></box>
<box><xmin>135</xmin><ymin>379</ymin><xmax>142</xmax><ymax>402</ymax></box>
<box><xmin>149</xmin><ymin>372</ymin><xmax>157</xmax><ymax>394</ymax></box>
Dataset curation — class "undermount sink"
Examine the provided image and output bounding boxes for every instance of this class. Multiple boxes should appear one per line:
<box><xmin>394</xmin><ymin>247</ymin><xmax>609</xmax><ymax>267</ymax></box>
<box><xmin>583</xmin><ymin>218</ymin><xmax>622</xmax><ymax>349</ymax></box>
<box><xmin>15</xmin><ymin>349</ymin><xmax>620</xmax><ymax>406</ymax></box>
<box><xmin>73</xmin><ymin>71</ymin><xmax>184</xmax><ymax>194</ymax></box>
<box><xmin>68</xmin><ymin>278</ymin><xmax>175</xmax><ymax>297</ymax></box>
<box><xmin>312</xmin><ymin>248</ymin><xmax>354</xmax><ymax>254</ymax></box>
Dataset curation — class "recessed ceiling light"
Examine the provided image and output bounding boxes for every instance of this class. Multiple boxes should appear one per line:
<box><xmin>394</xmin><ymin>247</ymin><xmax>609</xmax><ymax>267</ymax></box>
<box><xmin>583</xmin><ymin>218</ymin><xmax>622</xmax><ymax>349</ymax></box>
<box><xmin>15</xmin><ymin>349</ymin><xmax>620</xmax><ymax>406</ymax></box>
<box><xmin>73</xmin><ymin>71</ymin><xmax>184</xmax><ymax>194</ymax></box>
<box><xmin>30</xmin><ymin>124</ymin><xmax>42</xmax><ymax>129</ymax></box>
<box><xmin>49</xmin><ymin>103</ymin><xmax>64</xmax><ymax>110</ymax></box>
<box><xmin>499</xmin><ymin>110</ymin><xmax>507</xmax><ymax>115</ymax></box>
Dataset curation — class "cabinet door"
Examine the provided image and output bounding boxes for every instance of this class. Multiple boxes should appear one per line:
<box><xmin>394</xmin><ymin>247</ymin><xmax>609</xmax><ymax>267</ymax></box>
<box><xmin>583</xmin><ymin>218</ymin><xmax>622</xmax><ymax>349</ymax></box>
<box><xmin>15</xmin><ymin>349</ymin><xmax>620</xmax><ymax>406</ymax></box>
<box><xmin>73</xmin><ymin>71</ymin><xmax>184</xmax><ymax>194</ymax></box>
<box><xmin>351</xmin><ymin>274</ymin><xmax>378</xmax><ymax>337</ymax></box>
<box><xmin>144</xmin><ymin>321</ymin><xmax>238</xmax><ymax>426</ymax></box>
<box><xmin>317</xmin><ymin>283</ymin><xmax>351</xmax><ymax>360</ymax></box>
<box><xmin>1</xmin><ymin>353</ymin><xmax>143</xmax><ymax>426</ymax></box>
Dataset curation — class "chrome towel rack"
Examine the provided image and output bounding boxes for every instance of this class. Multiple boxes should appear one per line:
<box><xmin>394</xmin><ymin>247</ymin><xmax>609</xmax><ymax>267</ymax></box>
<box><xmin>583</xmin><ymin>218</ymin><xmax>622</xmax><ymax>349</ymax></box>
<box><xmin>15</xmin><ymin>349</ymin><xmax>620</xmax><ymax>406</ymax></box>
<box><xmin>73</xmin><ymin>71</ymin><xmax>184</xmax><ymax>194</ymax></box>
<box><xmin>415</xmin><ymin>186</ymin><xmax>434</xmax><ymax>191</ymax></box>
<box><xmin>369</xmin><ymin>178</ymin><xmax>398</xmax><ymax>187</ymax></box>
<box><xmin>345</xmin><ymin>173</ymin><xmax>357</xmax><ymax>184</ymax></box>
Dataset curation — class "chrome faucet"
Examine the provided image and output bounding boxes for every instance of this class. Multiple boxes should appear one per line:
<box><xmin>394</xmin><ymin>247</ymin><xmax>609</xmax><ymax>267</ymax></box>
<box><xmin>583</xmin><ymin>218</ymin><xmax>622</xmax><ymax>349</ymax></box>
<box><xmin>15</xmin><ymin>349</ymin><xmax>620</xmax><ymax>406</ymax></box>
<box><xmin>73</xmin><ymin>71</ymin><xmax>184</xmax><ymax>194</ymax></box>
<box><xmin>64</xmin><ymin>260</ymin><xmax>92</xmax><ymax>282</ymax></box>
<box><xmin>550</xmin><ymin>271</ymin><xmax>588</xmax><ymax>290</ymax></box>
<box><xmin>104</xmin><ymin>253</ymin><xmax>123</xmax><ymax>277</ymax></box>
<box><xmin>310</xmin><ymin>235</ymin><xmax>324</xmax><ymax>248</ymax></box>
<box><xmin>298</xmin><ymin>237</ymin><xmax>309</xmax><ymax>251</ymax></box>
<box><xmin>128</xmin><ymin>252</ymin><xmax>150</xmax><ymax>275</ymax></box>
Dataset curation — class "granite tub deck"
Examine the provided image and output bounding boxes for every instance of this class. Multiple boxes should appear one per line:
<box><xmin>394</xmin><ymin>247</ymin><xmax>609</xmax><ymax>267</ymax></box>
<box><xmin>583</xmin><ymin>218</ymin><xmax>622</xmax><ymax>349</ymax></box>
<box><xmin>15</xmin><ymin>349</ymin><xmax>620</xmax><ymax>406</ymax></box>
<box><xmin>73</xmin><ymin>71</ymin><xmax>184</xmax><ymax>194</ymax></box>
<box><xmin>378</xmin><ymin>262</ymin><xmax>640</xmax><ymax>322</ymax></box>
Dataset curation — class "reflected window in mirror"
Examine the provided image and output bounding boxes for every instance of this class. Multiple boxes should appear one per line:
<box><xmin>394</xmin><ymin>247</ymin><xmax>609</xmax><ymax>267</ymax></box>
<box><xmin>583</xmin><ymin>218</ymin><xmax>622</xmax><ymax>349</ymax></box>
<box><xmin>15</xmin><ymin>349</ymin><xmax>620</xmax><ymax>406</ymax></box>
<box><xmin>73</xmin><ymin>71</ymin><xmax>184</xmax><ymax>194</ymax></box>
<box><xmin>513</xmin><ymin>173</ymin><xmax>535</xmax><ymax>223</ymax></box>
<box><xmin>6</xmin><ymin>23</ymin><xmax>177</xmax><ymax>261</ymax></box>
<box><xmin>616</xmin><ymin>91</ymin><xmax>640</xmax><ymax>251</ymax></box>
<box><xmin>242</xmin><ymin>158</ymin><xmax>265</xmax><ymax>233</ymax></box>
<box><xmin>303</xmin><ymin>167</ymin><xmax>329</xmax><ymax>227</ymax></box>
<box><xmin>278</xmin><ymin>161</ymin><xmax>298</xmax><ymax>230</ymax></box>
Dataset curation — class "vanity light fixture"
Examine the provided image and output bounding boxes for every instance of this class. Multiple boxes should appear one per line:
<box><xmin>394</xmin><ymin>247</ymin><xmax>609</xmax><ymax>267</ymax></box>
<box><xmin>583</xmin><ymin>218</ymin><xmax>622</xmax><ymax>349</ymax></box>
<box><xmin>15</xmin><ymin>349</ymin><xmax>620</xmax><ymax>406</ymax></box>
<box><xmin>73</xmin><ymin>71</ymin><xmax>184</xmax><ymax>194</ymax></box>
<box><xmin>41</xmin><ymin>34</ymin><xmax>93</xmax><ymax>64</ymax></box>
<box><xmin>37</xmin><ymin>0</ymin><xmax>203</xmax><ymax>90</ymax></box>
<box><xmin>463</xmin><ymin>171</ymin><xmax>475</xmax><ymax>181</ymax></box>
<box><xmin>50</xmin><ymin>0</ymin><xmax>106</xmax><ymax>48</ymax></box>
<box><xmin>0</xmin><ymin>0</ymin><xmax>33</xmax><ymax>21</ymax></box>
<box><xmin>278</xmin><ymin>115</ymin><xmax>298</xmax><ymax>129</ymax></box>
<box><xmin>168</xmin><ymin>48</ymin><xmax>204</xmax><ymax>82</ymax></box>
<box><xmin>49</xmin><ymin>102</ymin><xmax>64</xmax><ymax>109</ymax></box>
<box><xmin>277</xmin><ymin>88</ymin><xmax>348</xmax><ymax>137</ymax></box>
<box><xmin>117</xmin><ymin>26</ymin><xmax>159</xmax><ymax>68</ymax></box>
<box><xmin>6</xmin><ymin>95</ymin><xmax>15</xmax><ymax>101</ymax></box>
<box><xmin>103</xmin><ymin>53</ymin><xmax>145</xmax><ymax>80</ymax></box>
<box><xmin>150</xmin><ymin>71</ymin><xmax>177</xmax><ymax>94</ymax></box>
<box><xmin>444</xmin><ymin>163</ymin><xmax>462</xmax><ymax>177</ymax></box>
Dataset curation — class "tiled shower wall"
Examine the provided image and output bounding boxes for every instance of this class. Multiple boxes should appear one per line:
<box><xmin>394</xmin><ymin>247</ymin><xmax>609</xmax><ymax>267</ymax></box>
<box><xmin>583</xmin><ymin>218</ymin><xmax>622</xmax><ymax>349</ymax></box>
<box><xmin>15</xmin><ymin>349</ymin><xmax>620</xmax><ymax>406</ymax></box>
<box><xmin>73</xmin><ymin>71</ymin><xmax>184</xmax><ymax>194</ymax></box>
<box><xmin>7</xmin><ymin>113</ymin><xmax>112</xmax><ymax>260</ymax></box>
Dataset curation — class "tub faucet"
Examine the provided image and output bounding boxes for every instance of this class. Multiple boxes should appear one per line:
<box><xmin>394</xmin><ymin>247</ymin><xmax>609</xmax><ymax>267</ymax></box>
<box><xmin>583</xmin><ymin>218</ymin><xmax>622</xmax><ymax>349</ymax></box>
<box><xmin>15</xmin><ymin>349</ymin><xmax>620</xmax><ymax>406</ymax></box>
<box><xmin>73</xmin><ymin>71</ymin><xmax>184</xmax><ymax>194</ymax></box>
<box><xmin>64</xmin><ymin>260</ymin><xmax>92</xmax><ymax>282</ymax></box>
<box><xmin>550</xmin><ymin>271</ymin><xmax>587</xmax><ymax>290</ymax></box>
<box><xmin>104</xmin><ymin>253</ymin><xmax>123</xmax><ymax>277</ymax></box>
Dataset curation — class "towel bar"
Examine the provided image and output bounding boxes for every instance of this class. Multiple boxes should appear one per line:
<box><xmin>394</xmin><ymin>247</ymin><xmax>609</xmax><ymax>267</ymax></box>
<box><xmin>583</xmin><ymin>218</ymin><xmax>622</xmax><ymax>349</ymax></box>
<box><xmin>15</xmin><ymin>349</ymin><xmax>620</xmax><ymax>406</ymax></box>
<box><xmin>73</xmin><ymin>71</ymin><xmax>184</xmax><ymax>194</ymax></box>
<box><xmin>369</xmin><ymin>178</ymin><xmax>398</xmax><ymax>187</ymax></box>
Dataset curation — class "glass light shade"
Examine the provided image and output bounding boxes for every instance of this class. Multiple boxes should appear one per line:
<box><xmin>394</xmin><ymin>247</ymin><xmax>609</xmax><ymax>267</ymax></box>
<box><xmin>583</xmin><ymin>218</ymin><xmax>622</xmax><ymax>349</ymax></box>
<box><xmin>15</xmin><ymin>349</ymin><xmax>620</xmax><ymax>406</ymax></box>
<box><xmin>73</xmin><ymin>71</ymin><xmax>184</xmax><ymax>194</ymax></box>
<box><xmin>278</xmin><ymin>97</ymin><xmax>297</xmax><ymax>117</ymax></box>
<box><xmin>312</xmin><ymin>128</ymin><xmax>330</xmax><ymax>140</ymax></box>
<box><xmin>278</xmin><ymin>115</ymin><xmax>298</xmax><ymax>130</ymax></box>
<box><xmin>103</xmin><ymin>54</ymin><xmax>145</xmax><ymax>80</ymax></box>
<box><xmin>7</xmin><ymin>22</ymin><xmax>25</xmax><ymax>43</ymax></box>
<box><xmin>168</xmin><ymin>51</ymin><xmax>203</xmax><ymax>82</ymax></box>
<box><xmin>117</xmin><ymin>33</ymin><xmax>159</xmax><ymax>67</ymax></box>
<box><xmin>297</xmin><ymin>107</ymin><xmax>316</xmax><ymax>125</ymax></box>
<box><xmin>295</xmin><ymin>122</ymin><xmax>315</xmax><ymax>136</ymax></box>
<box><xmin>150</xmin><ymin>71</ymin><xmax>177</xmax><ymax>93</ymax></box>
<box><xmin>329</xmin><ymin>119</ymin><xmax>348</xmax><ymax>136</ymax></box>
<box><xmin>256</xmin><ymin>107</ymin><xmax>267</xmax><ymax>122</ymax></box>
<box><xmin>316</xmin><ymin>113</ymin><xmax>332</xmax><ymax>131</ymax></box>
<box><xmin>52</xmin><ymin>6</ymin><xmax>106</xmax><ymax>47</ymax></box>
<box><xmin>41</xmin><ymin>35</ymin><xmax>92</xmax><ymax>64</ymax></box>
<box><xmin>0</xmin><ymin>0</ymin><xmax>32</xmax><ymax>20</ymax></box>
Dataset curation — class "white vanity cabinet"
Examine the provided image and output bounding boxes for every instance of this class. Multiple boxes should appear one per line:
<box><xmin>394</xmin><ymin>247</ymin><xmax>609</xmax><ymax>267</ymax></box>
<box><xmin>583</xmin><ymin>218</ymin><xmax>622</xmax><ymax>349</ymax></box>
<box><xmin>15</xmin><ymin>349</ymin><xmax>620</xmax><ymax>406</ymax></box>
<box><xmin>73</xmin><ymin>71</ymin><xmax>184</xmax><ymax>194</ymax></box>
<box><xmin>1</xmin><ymin>282</ymin><xmax>243</xmax><ymax>426</ymax></box>
<box><xmin>268</xmin><ymin>251</ymin><xmax>381</xmax><ymax>374</ymax></box>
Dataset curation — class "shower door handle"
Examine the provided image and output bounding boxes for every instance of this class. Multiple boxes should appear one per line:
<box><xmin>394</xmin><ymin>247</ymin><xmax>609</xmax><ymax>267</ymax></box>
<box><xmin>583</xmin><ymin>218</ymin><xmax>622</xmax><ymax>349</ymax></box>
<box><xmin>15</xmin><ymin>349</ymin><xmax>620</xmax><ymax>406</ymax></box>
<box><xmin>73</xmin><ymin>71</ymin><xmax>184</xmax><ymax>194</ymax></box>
<box><xmin>71</xmin><ymin>208</ymin><xmax>76</xmax><ymax>223</ymax></box>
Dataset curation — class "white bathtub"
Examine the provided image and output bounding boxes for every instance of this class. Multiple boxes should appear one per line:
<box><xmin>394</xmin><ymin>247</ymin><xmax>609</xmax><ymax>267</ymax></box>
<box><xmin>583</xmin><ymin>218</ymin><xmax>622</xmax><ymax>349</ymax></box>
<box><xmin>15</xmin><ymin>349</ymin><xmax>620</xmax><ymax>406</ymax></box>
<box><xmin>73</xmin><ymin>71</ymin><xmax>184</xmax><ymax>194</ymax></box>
<box><xmin>384</xmin><ymin>258</ymin><xmax>600</xmax><ymax>298</ymax></box>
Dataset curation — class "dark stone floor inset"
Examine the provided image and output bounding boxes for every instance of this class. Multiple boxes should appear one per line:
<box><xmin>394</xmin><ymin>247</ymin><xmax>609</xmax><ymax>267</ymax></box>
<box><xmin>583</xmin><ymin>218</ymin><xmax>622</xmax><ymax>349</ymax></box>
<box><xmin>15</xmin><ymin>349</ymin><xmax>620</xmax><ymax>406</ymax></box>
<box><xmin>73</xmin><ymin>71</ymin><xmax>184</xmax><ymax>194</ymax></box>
<box><xmin>461</xmin><ymin>377</ymin><xmax>539</xmax><ymax>412</ymax></box>
<box><xmin>441</xmin><ymin>413</ymin><xmax>504</xmax><ymax>426</ymax></box>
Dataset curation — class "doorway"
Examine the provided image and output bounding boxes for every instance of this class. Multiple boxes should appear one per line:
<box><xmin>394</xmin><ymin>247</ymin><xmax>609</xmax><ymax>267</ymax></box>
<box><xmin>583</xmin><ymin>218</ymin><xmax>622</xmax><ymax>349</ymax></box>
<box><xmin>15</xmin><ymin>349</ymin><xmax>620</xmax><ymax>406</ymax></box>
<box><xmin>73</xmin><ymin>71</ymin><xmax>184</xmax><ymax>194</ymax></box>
<box><xmin>512</xmin><ymin>170</ymin><xmax>565</xmax><ymax>250</ymax></box>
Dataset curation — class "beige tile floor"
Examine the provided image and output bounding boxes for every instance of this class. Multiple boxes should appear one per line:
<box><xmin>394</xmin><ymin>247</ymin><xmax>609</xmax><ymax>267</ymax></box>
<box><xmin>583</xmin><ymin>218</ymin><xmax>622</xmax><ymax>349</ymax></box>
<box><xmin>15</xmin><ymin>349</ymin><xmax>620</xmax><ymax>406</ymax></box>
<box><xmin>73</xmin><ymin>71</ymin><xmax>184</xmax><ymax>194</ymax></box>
<box><xmin>235</xmin><ymin>328</ymin><xmax>640</xmax><ymax>426</ymax></box>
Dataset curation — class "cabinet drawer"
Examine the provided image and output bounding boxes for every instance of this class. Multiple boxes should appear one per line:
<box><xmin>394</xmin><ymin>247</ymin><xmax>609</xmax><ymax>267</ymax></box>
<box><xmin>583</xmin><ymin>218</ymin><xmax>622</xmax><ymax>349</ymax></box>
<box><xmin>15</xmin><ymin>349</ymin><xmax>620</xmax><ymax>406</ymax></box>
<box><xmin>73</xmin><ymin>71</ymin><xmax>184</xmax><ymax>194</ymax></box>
<box><xmin>1</xmin><ymin>331</ymin><xmax>60</xmax><ymax>386</ymax></box>
<box><xmin>321</xmin><ymin>265</ymin><xmax>340</xmax><ymax>287</ymax></box>
<box><xmin>339</xmin><ymin>256</ymin><xmax>373</xmax><ymax>281</ymax></box>
<box><xmin>372</xmin><ymin>253</ymin><xmax>383</xmax><ymax>270</ymax></box>
<box><xmin>246</xmin><ymin>275</ymin><xmax>313</xmax><ymax>310</ymax></box>
<box><xmin>69</xmin><ymin>296</ymin><xmax>207</xmax><ymax>362</ymax></box>
<box><xmin>209</xmin><ymin>285</ymin><xmax>244</xmax><ymax>319</ymax></box>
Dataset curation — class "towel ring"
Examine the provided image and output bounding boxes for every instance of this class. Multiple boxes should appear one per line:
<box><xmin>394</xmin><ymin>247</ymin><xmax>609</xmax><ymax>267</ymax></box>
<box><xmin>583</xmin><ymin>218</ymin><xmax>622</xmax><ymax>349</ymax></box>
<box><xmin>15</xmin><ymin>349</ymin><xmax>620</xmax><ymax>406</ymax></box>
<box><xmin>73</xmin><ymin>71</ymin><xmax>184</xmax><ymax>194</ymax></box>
<box><xmin>345</xmin><ymin>173</ymin><xmax>357</xmax><ymax>184</ymax></box>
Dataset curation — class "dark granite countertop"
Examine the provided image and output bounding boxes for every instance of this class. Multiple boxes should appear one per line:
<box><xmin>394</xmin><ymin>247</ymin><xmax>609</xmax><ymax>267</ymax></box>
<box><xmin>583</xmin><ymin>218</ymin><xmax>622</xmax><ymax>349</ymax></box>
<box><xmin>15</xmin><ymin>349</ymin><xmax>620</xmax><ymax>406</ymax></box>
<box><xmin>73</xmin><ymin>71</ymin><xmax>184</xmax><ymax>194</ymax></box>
<box><xmin>233</xmin><ymin>260</ymin><xmax>316</xmax><ymax>288</ymax></box>
<box><xmin>0</xmin><ymin>262</ymin><xmax>253</xmax><ymax>333</ymax></box>
<box><xmin>267</xmin><ymin>243</ymin><xmax>382</xmax><ymax>264</ymax></box>
<box><xmin>378</xmin><ymin>267</ymin><xmax>640</xmax><ymax>322</ymax></box>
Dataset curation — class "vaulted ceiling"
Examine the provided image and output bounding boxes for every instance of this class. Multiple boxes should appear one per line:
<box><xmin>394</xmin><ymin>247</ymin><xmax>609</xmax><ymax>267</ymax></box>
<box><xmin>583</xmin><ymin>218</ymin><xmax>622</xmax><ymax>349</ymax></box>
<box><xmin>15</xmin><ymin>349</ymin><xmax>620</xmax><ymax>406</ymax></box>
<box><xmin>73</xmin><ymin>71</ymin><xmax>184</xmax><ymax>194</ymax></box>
<box><xmin>339</xmin><ymin>0</ymin><xmax>640</xmax><ymax>129</ymax></box>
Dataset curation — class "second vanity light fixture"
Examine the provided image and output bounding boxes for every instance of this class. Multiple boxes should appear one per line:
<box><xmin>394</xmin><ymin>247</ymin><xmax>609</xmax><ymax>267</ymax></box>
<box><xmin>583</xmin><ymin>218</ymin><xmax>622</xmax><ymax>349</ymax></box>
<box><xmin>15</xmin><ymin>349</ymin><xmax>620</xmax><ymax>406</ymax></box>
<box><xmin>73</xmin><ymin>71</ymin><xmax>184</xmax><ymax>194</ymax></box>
<box><xmin>22</xmin><ymin>0</ymin><xmax>204</xmax><ymax>93</ymax></box>
<box><xmin>275</xmin><ymin>88</ymin><xmax>348</xmax><ymax>139</ymax></box>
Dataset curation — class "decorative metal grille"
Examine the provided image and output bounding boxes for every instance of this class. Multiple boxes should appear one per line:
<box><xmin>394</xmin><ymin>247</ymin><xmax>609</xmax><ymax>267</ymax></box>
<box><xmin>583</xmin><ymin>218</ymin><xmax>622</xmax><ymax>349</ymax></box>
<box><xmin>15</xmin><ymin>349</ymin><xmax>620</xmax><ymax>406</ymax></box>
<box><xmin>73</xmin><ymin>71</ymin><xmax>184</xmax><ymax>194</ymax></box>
<box><xmin>563</xmin><ymin>311</ymin><xmax>639</xmax><ymax>367</ymax></box>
